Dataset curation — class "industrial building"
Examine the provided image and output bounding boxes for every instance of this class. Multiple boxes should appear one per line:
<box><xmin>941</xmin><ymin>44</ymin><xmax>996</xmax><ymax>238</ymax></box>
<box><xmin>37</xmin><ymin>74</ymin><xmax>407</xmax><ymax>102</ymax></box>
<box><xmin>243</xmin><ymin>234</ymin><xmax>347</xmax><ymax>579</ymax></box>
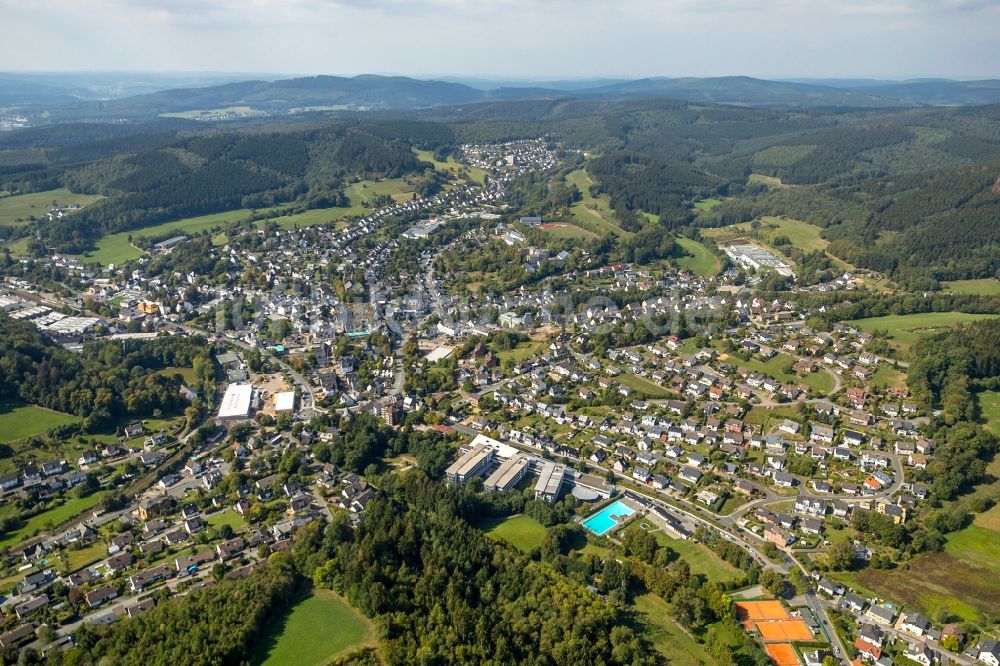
<box><xmin>534</xmin><ymin>461</ymin><xmax>566</xmax><ymax>503</ymax></box>
<box><xmin>724</xmin><ymin>243</ymin><xmax>794</xmax><ymax>278</ymax></box>
<box><xmin>445</xmin><ymin>442</ymin><xmax>494</xmax><ymax>484</ymax></box>
<box><xmin>483</xmin><ymin>454</ymin><xmax>529</xmax><ymax>492</ymax></box>
<box><xmin>217</xmin><ymin>384</ymin><xmax>256</xmax><ymax>421</ymax></box>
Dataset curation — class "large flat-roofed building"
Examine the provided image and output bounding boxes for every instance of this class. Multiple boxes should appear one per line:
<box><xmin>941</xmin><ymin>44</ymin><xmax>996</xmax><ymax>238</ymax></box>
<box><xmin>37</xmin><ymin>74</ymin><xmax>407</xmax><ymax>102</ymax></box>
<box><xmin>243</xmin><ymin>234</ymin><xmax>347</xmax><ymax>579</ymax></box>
<box><xmin>445</xmin><ymin>443</ymin><xmax>494</xmax><ymax>484</ymax></box>
<box><xmin>273</xmin><ymin>391</ymin><xmax>295</xmax><ymax>413</ymax></box>
<box><xmin>217</xmin><ymin>384</ymin><xmax>255</xmax><ymax>421</ymax></box>
<box><xmin>483</xmin><ymin>454</ymin><xmax>529</xmax><ymax>492</ymax></box>
<box><xmin>534</xmin><ymin>461</ymin><xmax>566</xmax><ymax>503</ymax></box>
<box><xmin>724</xmin><ymin>243</ymin><xmax>794</xmax><ymax>278</ymax></box>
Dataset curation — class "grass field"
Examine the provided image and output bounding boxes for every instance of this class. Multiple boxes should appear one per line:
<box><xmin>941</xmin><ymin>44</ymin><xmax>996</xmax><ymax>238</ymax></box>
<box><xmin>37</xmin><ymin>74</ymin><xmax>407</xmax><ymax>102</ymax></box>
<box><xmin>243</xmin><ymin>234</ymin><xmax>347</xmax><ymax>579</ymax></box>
<box><xmin>346</xmin><ymin>178</ymin><xmax>416</xmax><ymax>206</ymax></box>
<box><xmin>625</xmin><ymin>521</ymin><xmax>742</xmax><ymax>584</ymax></box>
<box><xmin>0</xmin><ymin>402</ymin><xmax>81</xmax><ymax>443</ymax></box>
<box><xmin>0</xmin><ymin>188</ymin><xmax>104</xmax><ymax>228</ymax></box>
<box><xmin>0</xmin><ymin>494</ymin><xmax>102</xmax><ymax>548</ymax></box>
<box><xmin>727</xmin><ymin>353</ymin><xmax>835</xmax><ymax>393</ymax></box>
<box><xmin>253</xmin><ymin>589</ymin><xmax>373</xmax><ymax>666</ymax></box>
<box><xmin>631</xmin><ymin>593</ymin><xmax>716</xmax><ymax>666</ymax></box>
<box><xmin>565</xmin><ymin>169</ymin><xmax>630</xmax><ymax>237</ymax></box>
<box><xmin>871</xmin><ymin>365</ymin><xmax>907</xmax><ymax>389</ymax></box>
<box><xmin>941</xmin><ymin>279</ymin><xmax>1000</xmax><ymax>296</ymax></box>
<box><xmin>846</xmin><ymin>312</ymin><xmax>1000</xmax><ymax>355</ymax></box>
<box><xmin>975</xmin><ymin>390</ymin><xmax>1000</xmax><ymax>433</ymax></box>
<box><xmin>693</xmin><ymin>198</ymin><xmax>723</xmax><ymax>212</ymax></box>
<box><xmin>477</xmin><ymin>514</ymin><xmax>547</xmax><ymax>553</ymax></box>
<box><xmin>617</xmin><ymin>372</ymin><xmax>671</xmax><ymax>397</ymax></box>
<box><xmin>414</xmin><ymin>148</ymin><xmax>488</xmax><ymax>184</ymax></box>
<box><xmin>495</xmin><ymin>339</ymin><xmax>548</xmax><ymax>364</ymax></box>
<box><xmin>676</xmin><ymin>236</ymin><xmax>721</xmax><ymax>276</ymax></box>
<box><xmin>155</xmin><ymin>366</ymin><xmax>198</xmax><ymax>384</ymax></box>
<box><xmin>852</xmin><ymin>524</ymin><xmax>1000</xmax><ymax>625</ymax></box>
<box><xmin>744</xmin><ymin>405</ymin><xmax>806</xmax><ymax>431</ymax></box>
<box><xmin>206</xmin><ymin>509</ymin><xmax>249</xmax><ymax>533</ymax></box>
<box><xmin>539</xmin><ymin>222</ymin><xmax>597</xmax><ymax>241</ymax></box>
<box><xmin>747</xmin><ymin>174</ymin><xmax>784</xmax><ymax>188</ymax></box>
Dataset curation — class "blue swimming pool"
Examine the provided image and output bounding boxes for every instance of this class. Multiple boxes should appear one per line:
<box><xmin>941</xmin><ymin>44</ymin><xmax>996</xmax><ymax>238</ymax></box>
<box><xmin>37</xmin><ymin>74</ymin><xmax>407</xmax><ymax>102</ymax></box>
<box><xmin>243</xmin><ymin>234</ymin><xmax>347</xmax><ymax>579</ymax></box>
<box><xmin>582</xmin><ymin>500</ymin><xmax>635</xmax><ymax>535</ymax></box>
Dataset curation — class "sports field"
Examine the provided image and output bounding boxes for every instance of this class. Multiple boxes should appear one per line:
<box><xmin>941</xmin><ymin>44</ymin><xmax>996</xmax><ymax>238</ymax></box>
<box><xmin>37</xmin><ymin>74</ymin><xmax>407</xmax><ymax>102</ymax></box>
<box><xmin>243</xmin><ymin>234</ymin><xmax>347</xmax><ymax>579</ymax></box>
<box><xmin>734</xmin><ymin>600</ymin><xmax>788</xmax><ymax>622</ymax></box>
<box><xmin>0</xmin><ymin>402</ymin><xmax>81</xmax><ymax>443</ymax></box>
<box><xmin>0</xmin><ymin>188</ymin><xmax>104</xmax><ymax>228</ymax></box>
<box><xmin>539</xmin><ymin>222</ymin><xmax>597</xmax><ymax>240</ymax></box>
<box><xmin>253</xmin><ymin>589</ymin><xmax>373</xmax><ymax>666</ymax></box>
<box><xmin>765</xmin><ymin>643</ymin><xmax>799</xmax><ymax>666</ymax></box>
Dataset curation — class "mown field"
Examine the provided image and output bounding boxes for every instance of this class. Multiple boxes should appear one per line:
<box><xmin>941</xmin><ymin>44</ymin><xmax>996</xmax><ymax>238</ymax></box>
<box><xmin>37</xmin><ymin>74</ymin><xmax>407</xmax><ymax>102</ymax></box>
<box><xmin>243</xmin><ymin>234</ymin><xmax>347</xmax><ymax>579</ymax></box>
<box><xmin>941</xmin><ymin>278</ymin><xmax>1000</xmax><ymax>296</ymax></box>
<box><xmin>846</xmin><ymin>312</ymin><xmax>1000</xmax><ymax>355</ymax></box>
<box><xmin>976</xmin><ymin>390</ymin><xmax>1000</xmax><ymax>433</ymax></box>
<box><xmin>478</xmin><ymin>514</ymin><xmax>547</xmax><ymax>553</ymax></box>
<box><xmin>252</xmin><ymin>589</ymin><xmax>373</xmax><ymax>666</ymax></box>
<box><xmin>0</xmin><ymin>188</ymin><xmax>104</xmax><ymax>228</ymax></box>
<box><xmin>540</xmin><ymin>222</ymin><xmax>597</xmax><ymax>241</ymax></box>
<box><xmin>617</xmin><ymin>372</ymin><xmax>671</xmax><ymax>397</ymax></box>
<box><xmin>0</xmin><ymin>402</ymin><xmax>80</xmax><ymax>443</ymax></box>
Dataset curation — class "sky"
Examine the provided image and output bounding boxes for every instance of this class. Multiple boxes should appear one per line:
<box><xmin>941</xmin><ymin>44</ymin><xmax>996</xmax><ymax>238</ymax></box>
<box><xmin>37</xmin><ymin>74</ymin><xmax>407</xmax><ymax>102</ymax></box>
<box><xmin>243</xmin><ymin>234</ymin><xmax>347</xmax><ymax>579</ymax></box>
<box><xmin>2</xmin><ymin>0</ymin><xmax>1000</xmax><ymax>80</ymax></box>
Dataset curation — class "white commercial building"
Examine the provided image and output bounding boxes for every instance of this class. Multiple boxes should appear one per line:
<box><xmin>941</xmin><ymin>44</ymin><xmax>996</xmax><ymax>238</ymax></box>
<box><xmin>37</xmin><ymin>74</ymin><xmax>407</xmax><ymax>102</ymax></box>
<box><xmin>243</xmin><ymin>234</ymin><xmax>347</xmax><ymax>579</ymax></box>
<box><xmin>217</xmin><ymin>384</ymin><xmax>255</xmax><ymax>421</ymax></box>
<box><xmin>273</xmin><ymin>391</ymin><xmax>296</xmax><ymax>413</ymax></box>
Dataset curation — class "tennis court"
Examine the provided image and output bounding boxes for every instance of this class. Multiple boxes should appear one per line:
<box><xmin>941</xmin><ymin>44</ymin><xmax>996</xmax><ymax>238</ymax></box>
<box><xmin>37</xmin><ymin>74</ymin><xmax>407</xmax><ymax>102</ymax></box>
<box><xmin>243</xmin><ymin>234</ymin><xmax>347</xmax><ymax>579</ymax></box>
<box><xmin>756</xmin><ymin>619</ymin><xmax>814</xmax><ymax>642</ymax></box>
<box><xmin>734</xmin><ymin>600</ymin><xmax>789</xmax><ymax>621</ymax></box>
<box><xmin>765</xmin><ymin>643</ymin><xmax>799</xmax><ymax>666</ymax></box>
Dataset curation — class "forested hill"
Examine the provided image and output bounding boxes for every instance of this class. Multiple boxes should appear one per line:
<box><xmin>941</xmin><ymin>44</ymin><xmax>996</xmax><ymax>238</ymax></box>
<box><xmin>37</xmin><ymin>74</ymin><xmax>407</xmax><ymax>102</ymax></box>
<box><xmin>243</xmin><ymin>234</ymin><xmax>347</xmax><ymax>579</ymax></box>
<box><xmin>0</xmin><ymin>121</ymin><xmax>440</xmax><ymax>253</ymax></box>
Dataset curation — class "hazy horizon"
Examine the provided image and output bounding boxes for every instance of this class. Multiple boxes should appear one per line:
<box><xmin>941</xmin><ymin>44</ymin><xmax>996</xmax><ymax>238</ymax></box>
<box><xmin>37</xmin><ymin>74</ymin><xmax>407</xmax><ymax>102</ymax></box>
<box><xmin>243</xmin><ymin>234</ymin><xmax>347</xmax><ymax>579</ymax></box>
<box><xmin>2</xmin><ymin>0</ymin><xmax>999</xmax><ymax>80</ymax></box>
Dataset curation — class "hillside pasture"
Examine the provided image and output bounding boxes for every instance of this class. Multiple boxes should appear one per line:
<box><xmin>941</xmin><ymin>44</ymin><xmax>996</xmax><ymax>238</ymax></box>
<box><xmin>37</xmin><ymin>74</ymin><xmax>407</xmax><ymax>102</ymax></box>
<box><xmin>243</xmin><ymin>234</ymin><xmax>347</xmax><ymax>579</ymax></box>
<box><xmin>0</xmin><ymin>402</ymin><xmax>80</xmax><ymax>443</ymax></box>
<box><xmin>0</xmin><ymin>188</ymin><xmax>104</xmax><ymax>228</ymax></box>
<box><xmin>846</xmin><ymin>312</ymin><xmax>1000</xmax><ymax>355</ymax></box>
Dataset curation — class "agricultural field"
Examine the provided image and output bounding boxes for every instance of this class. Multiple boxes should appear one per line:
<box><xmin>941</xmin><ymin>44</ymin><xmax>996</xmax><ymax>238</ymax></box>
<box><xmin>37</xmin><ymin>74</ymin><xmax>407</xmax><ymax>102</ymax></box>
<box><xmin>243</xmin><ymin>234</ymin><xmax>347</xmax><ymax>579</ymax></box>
<box><xmin>252</xmin><ymin>589</ymin><xmax>373</xmax><ymax>666</ymax></box>
<box><xmin>0</xmin><ymin>402</ymin><xmax>81</xmax><ymax>444</ymax></box>
<box><xmin>975</xmin><ymin>390</ymin><xmax>1000</xmax><ymax>433</ymax></box>
<box><xmin>630</xmin><ymin>593</ymin><xmax>716</xmax><ymax>666</ymax></box>
<box><xmin>846</xmin><ymin>312</ymin><xmax>1000</xmax><ymax>355</ymax></box>
<box><xmin>675</xmin><ymin>236</ymin><xmax>721</xmax><ymax>276</ymax></box>
<box><xmin>565</xmin><ymin>169</ymin><xmax>630</xmax><ymax>237</ymax></box>
<box><xmin>477</xmin><ymin>514</ymin><xmax>547</xmax><ymax>553</ymax></box>
<box><xmin>0</xmin><ymin>188</ymin><xmax>104</xmax><ymax>228</ymax></box>
<box><xmin>851</xmin><ymin>526</ymin><xmax>1000</xmax><ymax>625</ymax></box>
<box><xmin>941</xmin><ymin>278</ymin><xmax>1000</xmax><ymax>295</ymax></box>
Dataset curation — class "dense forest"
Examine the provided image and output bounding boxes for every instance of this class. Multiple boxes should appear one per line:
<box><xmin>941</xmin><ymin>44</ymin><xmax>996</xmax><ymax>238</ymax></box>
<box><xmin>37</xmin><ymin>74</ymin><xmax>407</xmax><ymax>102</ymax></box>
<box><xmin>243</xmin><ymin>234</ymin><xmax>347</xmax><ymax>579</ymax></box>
<box><xmin>0</xmin><ymin>315</ymin><xmax>213</xmax><ymax>431</ymax></box>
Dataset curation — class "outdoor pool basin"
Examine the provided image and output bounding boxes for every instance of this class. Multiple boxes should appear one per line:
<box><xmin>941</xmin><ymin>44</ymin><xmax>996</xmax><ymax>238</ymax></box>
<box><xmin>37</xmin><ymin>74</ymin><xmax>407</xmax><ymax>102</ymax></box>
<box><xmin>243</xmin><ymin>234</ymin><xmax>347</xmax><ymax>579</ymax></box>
<box><xmin>581</xmin><ymin>499</ymin><xmax>635</xmax><ymax>536</ymax></box>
